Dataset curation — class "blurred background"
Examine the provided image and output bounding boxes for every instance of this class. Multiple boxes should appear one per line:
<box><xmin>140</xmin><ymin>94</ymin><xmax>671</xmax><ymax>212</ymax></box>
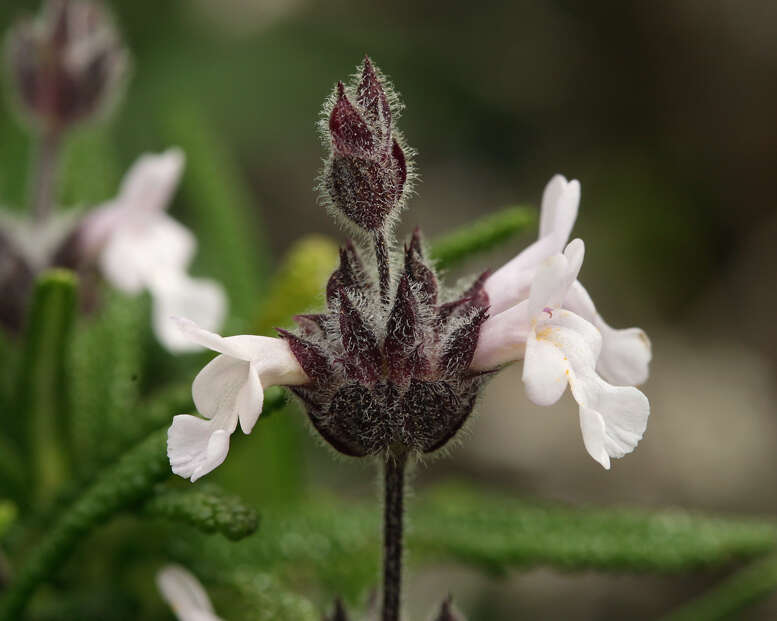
<box><xmin>2</xmin><ymin>0</ymin><xmax>777</xmax><ymax>618</ymax></box>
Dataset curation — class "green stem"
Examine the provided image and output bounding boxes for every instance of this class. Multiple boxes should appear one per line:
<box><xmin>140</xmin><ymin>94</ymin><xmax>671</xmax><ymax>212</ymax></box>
<box><xmin>31</xmin><ymin>128</ymin><xmax>62</xmax><ymax>223</ymax></box>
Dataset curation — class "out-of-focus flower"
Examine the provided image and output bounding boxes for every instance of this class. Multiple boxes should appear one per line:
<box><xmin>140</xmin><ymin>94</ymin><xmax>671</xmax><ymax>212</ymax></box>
<box><xmin>472</xmin><ymin>241</ymin><xmax>650</xmax><ymax>469</ymax></box>
<box><xmin>484</xmin><ymin>175</ymin><xmax>651</xmax><ymax>386</ymax></box>
<box><xmin>156</xmin><ymin>564</ymin><xmax>223</xmax><ymax>621</ymax></box>
<box><xmin>167</xmin><ymin>318</ymin><xmax>309</xmax><ymax>482</ymax></box>
<box><xmin>5</xmin><ymin>0</ymin><xmax>128</xmax><ymax>131</ymax></box>
<box><xmin>77</xmin><ymin>149</ymin><xmax>227</xmax><ymax>352</ymax></box>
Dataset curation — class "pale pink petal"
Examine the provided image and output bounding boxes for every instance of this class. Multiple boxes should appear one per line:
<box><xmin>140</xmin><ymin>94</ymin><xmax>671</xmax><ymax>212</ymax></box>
<box><xmin>564</xmin><ymin>281</ymin><xmax>651</xmax><ymax>386</ymax></box>
<box><xmin>469</xmin><ymin>301</ymin><xmax>531</xmax><ymax>371</ymax></box>
<box><xmin>538</xmin><ymin>174</ymin><xmax>580</xmax><ymax>245</ymax></box>
<box><xmin>484</xmin><ymin>175</ymin><xmax>580</xmax><ymax>315</ymax></box>
<box><xmin>527</xmin><ymin>240</ymin><xmax>584</xmax><ymax>319</ymax></box>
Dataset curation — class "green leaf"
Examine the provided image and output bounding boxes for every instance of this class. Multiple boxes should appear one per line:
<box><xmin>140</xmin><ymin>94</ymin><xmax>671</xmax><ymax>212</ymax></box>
<box><xmin>143</xmin><ymin>484</ymin><xmax>258</xmax><ymax>541</ymax></box>
<box><xmin>69</xmin><ymin>290</ymin><xmax>149</xmax><ymax>476</ymax></box>
<box><xmin>15</xmin><ymin>269</ymin><xmax>78</xmax><ymax>505</ymax></box>
<box><xmin>161</xmin><ymin>103</ymin><xmax>270</xmax><ymax>323</ymax></box>
<box><xmin>0</xmin><ymin>428</ymin><xmax>171</xmax><ymax>621</ymax></box>
<box><xmin>409</xmin><ymin>485</ymin><xmax>777</xmax><ymax>574</ymax></box>
<box><xmin>430</xmin><ymin>206</ymin><xmax>535</xmax><ymax>270</ymax></box>
<box><xmin>660</xmin><ymin>555</ymin><xmax>777</xmax><ymax>621</ymax></box>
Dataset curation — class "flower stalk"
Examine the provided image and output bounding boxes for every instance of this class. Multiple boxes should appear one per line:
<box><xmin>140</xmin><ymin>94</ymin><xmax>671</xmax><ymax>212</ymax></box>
<box><xmin>382</xmin><ymin>450</ymin><xmax>407</xmax><ymax>621</ymax></box>
<box><xmin>31</xmin><ymin>127</ymin><xmax>62</xmax><ymax>223</ymax></box>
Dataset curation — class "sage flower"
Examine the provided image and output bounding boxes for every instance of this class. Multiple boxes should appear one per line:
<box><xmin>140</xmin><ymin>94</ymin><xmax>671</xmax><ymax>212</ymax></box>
<box><xmin>484</xmin><ymin>174</ymin><xmax>651</xmax><ymax>386</ymax></box>
<box><xmin>471</xmin><ymin>240</ymin><xmax>650</xmax><ymax>469</ymax></box>
<box><xmin>167</xmin><ymin>318</ymin><xmax>309</xmax><ymax>482</ymax></box>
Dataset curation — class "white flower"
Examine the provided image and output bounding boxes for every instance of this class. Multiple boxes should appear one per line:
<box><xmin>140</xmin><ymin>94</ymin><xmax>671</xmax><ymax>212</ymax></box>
<box><xmin>472</xmin><ymin>240</ymin><xmax>650</xmax><ymax>469</ymax></box>
<box><xmin>483</xmin><ymin>174</ymin><xmax>651</xmax><ymax>386</ymax></box>
<box><xmin>167</xmin><ymin>318</ymin><xmax>310</xmax><ymax>482</ymax></box>
<box><xmin>80</xmin><ymin>149</ymin><xmax>227</xmax><ymax>353</ymax></box>
<box><xmin>156</xmin><ymin>564</ymin><xmax>224</xmax><ymax>621</ymax></box>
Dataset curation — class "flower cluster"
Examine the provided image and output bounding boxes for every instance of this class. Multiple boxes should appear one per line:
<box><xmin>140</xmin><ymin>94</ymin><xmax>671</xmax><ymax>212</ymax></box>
<box><xmin>168</xmin><ymin>57</ymin><xmax>651</xmax><ymax>482</ymax></box>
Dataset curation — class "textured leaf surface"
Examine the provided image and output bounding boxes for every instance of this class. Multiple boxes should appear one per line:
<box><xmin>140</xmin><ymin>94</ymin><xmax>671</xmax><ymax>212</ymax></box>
<box><xmin>144</xmin><ymin>484</ymin><xmax>258</xmax><ymax>541</ymax></box>
<box><xmin>411</xmin><ymin>485</ymin><xmax>777</xmax><ymax>574</ymax></box>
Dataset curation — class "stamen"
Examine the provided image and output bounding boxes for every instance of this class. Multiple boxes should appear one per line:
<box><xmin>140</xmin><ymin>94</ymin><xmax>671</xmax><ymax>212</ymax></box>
<box><xmin>543</xmin><ymin>306</ymin><xmax>553</xmax><ymax>318</ymax></box>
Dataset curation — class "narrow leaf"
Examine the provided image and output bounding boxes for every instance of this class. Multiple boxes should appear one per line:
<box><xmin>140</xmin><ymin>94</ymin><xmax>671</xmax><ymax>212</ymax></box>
<box><xmin>430</xmin><ymin>206</ymin><xmax>534</xmax><ymax>270</ymax></box>
<box><xmin>410</xmin><ymin>485</ymin><xmax>777</xmax><ymax>574</ymax></box>
<box><xmin>143</xmin><ymin>484</ymin><xmax>257</xmax><ymax>541</ymax></box>
<box><xmin>15</xmin><ymin>269</ymin><xmax>78</xmax><ymax>505</ymax></box>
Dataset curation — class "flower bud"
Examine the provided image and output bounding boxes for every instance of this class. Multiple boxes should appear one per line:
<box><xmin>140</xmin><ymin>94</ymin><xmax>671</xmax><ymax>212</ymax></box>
<box><xmin>5</xmin><ymin>0</ymin><xmax>128</xmax><ymax>131</ymax></box>
<box><xmin>322</xmin><ymin>57</ymin><xmax>409</xmax><ymax>233</ymax></box>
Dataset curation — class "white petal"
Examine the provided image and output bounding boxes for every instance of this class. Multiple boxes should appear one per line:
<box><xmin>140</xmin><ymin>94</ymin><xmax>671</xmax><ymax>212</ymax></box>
<box><xmin>522</xmin><ymin>330</ymin><xmax>569</xmax><ymax>406</ymax></box>
<box><xmin>539</xmin><ymin>174</ymin><xmax>580</xmax><ymax>245</ymax></box>
<box><xmin>167</xmin><ymin>415</ymin><xmax>234</xmax><ymax>482</ymax></box>
<box><xmin>578</xmin><ymin>406</ymin><xmax>611</xmax><ymax>469</ymax></box>
<box><xmin>521</xmin><ymin>309</ymin><xmax>601</xmax><ymax>405</ymax></box>
<box><xmin>150</xmin><ymin>274</ymin><xmax>227</xmax><ymax>353</ymax></box>
<box><xmin>172</xmin><ymin>318</ymin><xmax>252</xmax><ymax>359</ymax></box>
<box><xmin>191</xmin><ymin>355</ymin><xmax>250</xmax><ymax>420</ymax></box>
<box><xmin>527</xmin><ymin>239</ymin><xmax>585</xmax><ymax>319</ymax></box>
<box><xmin>238</xmin><ymin>362</ymin><xmax>264</xmax><ymax>434</ymax></box>
<box><xmin>564</xmin><ymin>281</ymin><xmax>651</xmax><ymax>386</ymax></box>
<box><xmin>469</xmin><ymin>301</ymin><xmax>531</xmax><ymax>371</ymax></box>
<box><xmin>156</xmin><ymin>565</ymin><xmax>222</xmax><ymax>621</ymax></box>
<box><xmin>572</xmin><ymin>379</ymin><xmax>650</xmax><ymax>468</ymax></box>
<box><xmin>596</xmin><ymin>324</ymin><xmax>652</xmax><ymax>386</ymax></box>
<box><xmin>119</xmin><ymin>149</ymin><xmax>185</xmax><ymax>219</ymax></box>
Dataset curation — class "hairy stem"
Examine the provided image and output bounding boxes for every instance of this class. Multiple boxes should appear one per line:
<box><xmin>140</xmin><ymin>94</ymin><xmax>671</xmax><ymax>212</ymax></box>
<box><xmin>31</xmin><ymin>128</ymin><xmax>62</xmax><ymax>223</ymax></box>
<box><xmin>382</xmin><ymin>451</ymin><xmax>407</xmax><ymax>621</ymax></box>
<box><xmin>373</xmin><ymin>230</ymin><xmax>391</xmax><ymax>303</ymax></box>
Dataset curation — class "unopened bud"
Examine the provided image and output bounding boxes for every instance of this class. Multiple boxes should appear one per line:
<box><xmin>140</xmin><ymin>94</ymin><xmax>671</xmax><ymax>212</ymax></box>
<box><xmin>6</xmin><ymin>0</ymin><xmax>128</xmax><ymax>131</ymax></box>
<box><xmin>322</xmin><ymin>57</ymin><xmax>410</xmax><ymax>232</ymax></box>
